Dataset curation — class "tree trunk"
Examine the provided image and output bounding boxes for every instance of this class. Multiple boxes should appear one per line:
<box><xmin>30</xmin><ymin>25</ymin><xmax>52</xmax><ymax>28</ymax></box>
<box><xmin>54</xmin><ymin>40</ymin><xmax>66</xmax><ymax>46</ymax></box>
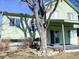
<box><xmin>40</xmin><ymin>29</ymin><xmax>47</xmax><ymax>51</ymax></box>
<box><xmin>34</xmin><ymin>7</ymin><xmax>47</xmax><ymax>52</ymax></box>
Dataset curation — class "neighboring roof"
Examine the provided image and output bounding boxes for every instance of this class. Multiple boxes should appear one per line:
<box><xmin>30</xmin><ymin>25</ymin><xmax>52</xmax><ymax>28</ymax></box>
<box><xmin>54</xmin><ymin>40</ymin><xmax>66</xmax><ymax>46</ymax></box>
<box><xmin>0</xmin><ymin>0</ymin><xmax>33</xmax><ymax>16</ymax></box>
<box><xmin>65</xmin><ymin>0</ymin><xmax>79</xmax><ymax>13</ymax></box>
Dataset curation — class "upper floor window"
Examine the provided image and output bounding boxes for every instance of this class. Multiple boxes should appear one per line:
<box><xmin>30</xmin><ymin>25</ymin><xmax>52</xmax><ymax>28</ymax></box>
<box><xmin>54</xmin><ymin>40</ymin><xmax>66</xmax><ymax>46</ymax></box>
<box><xmin>67</xmin><ymin>13</ymin><xmax>74</xmax><ymax>20</ymax></box>
<box><xmin>9</xmin><ymin>18</ymin><xmax>20</xmax><ymax>27</ymax></box>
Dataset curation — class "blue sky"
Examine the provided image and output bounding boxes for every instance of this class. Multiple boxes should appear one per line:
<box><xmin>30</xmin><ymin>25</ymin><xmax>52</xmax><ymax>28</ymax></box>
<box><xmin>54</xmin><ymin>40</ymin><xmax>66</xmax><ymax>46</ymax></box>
<box><xmin>69</xmin><ymin>0</ymin><xmax>79</xmax><ymax>10</ymax></box>
<box><xmin>0</xmin><ymin>0</ymin><xmax>33</xmax><ymax>15</ymax></box>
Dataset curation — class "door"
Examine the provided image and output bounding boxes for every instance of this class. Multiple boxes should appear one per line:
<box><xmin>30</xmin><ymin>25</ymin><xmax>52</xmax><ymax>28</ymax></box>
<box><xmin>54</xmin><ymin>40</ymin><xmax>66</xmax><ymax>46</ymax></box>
<box><xmin>50</xmin><ymin>30</ymin><xmax>54</xmax><ymax>44</ymax></box>
<box><xmin>50</xmin><ymin>30</ymin><xmax>60</xmax><ymax>44</ymax></box>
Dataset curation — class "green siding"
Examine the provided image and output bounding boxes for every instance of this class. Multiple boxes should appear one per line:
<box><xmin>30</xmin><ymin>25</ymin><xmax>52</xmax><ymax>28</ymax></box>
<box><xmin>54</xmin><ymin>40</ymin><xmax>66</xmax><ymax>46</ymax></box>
<box><xmin>47</xmin><ymin>29</ymin><xmax>51</xmax><ymax>45</ymax></box>
<box><xmin>65</xmin><ymin>30</ymin><xmax>70</xmax><ymax>44</ymax></box>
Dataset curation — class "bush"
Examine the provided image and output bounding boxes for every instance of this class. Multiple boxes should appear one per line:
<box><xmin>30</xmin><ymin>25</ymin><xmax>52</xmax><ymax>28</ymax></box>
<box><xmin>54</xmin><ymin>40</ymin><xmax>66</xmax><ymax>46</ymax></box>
<box><xmin>21</xmin><ymin>37</ymin><xmax>41</xmax><ymax>50</ymax></box>
<box><xmin>31</xmin><ymin>38</ymin><xmax>41</xmax><ymax>50</ymax></box>
<box><xmin>22</xmin><ymin>37</ymin><xmax>33</xmax><ymax>48</ymax></box>
<box><xmin>0</xmin><ymin>39</ymin><xmax>10</xmax><ymax>51</ymax></box>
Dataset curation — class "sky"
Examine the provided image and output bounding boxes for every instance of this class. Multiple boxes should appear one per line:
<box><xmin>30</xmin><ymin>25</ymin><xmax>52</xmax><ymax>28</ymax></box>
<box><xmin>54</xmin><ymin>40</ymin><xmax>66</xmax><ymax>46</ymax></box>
<box><xmin>0</xmin><ymin>0</ymin><xmax>33</xmax><ymax>15</ymax></box>
<box><xmin>69</xmin><ymin>0</ymin><xmax>79</xmax><ymax>10</ymax></box>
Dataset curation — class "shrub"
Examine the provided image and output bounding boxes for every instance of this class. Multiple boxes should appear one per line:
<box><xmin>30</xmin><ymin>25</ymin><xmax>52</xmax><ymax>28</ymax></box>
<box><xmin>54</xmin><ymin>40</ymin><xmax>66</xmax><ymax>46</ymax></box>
<box><xmin>22</xmin><ymin>37</ymin><xmax>33</xmax><ymax>48</ymax></box>
<box><xmin>0</xmin><ymin>39</ymin><xmax>10</xmax><ymax>51</ymax></box>
<box><xmin>31</xmin><ymin>38</ymin><xmax>41</xmax><ymax>50</ymax></box>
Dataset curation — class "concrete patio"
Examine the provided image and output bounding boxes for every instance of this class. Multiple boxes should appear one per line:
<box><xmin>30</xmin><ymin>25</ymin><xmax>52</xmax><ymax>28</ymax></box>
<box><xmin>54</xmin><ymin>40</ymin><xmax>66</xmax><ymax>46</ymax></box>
<box><xmin>48</xmin><ymin>44</ymin><xmax>79</xmax><ymax>52</ymax></box>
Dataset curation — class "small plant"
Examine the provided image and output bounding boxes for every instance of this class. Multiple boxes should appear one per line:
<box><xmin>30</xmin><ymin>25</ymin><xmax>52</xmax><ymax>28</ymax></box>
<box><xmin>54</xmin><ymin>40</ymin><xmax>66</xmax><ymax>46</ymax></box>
<box><xmin>31</xmin><ymin>38</ymin><xmax>41</xmax><ymax>50</ymax></box>
<box><xmin>0</xmin><ymin>39</ymin><xmax>10</xmax><ymax>51</ymax></box>
<box><xmin>22</xmin><ymin>37</ymin><xmax>33</xmax><ymax>48</ymax></box>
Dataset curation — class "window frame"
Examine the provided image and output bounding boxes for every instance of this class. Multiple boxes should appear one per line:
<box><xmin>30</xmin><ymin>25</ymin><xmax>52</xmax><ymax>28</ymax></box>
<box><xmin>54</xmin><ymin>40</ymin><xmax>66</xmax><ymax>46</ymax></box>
<box><xmin>9</xmin><ymin>17</ymin><xmax>20</xmax><ymax>27</ymax></box>
<box><xmin>9</xmin><ymin>18</ymin><xmax>15</xmax><ymax>26</ymax></box>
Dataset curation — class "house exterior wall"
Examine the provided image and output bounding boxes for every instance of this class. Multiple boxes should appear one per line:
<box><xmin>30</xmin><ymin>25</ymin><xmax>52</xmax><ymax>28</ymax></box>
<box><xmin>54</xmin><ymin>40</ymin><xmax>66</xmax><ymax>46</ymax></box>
<box><xmin>1</xmin><ymin>16</ymin><xmax>25</xmax><ymax>39</ymax></box>
<box><xmin>1</xmin><ymin>16</ymin><xmax>39</xmax><ymax>39</ymax></box>
<box><xmin>47</xmin><ymin>1</ymin><xmax>78</xmax><ymax>21</ymax></box>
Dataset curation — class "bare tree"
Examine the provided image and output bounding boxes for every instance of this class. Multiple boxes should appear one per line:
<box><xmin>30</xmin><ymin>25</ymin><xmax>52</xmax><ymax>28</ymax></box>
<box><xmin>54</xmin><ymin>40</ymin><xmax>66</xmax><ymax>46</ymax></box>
<box><xmin>21</xmin><ymin>0</ymin><xmax>59</xmax><ymax>52</ymax></box>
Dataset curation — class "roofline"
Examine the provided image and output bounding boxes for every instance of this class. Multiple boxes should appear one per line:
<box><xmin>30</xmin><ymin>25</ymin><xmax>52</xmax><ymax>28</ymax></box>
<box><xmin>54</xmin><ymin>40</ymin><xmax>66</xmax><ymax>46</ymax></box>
<box><xmin>64</xmin><ymin>0</ymin><xmax>79</xmax><ymax>13</ymax></box>
<box><xmin>0</xmin><ymin>11</ymin><xmax>34</xmax><ymax>18</ymax></box>
<box><xmin>50</xmin><ymin>19</ymin><xmax>79</xmax><ymax>24</ymax></box>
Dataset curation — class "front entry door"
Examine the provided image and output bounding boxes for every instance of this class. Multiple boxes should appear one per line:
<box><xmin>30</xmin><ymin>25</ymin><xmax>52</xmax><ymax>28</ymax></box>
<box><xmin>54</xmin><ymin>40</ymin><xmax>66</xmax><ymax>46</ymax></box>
<box><xmin>50</xmin><ymin>30</ymin><xmax>60</xmax><ymax>44</ymax></box>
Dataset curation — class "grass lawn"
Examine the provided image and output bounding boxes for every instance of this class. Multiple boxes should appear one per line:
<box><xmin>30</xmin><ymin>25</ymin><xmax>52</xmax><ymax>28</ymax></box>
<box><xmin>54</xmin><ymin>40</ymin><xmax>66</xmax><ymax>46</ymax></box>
<box><xmin>0</xmin><ymin>48</ymin><xmax>79</xmax><ymax>59</ymax></box>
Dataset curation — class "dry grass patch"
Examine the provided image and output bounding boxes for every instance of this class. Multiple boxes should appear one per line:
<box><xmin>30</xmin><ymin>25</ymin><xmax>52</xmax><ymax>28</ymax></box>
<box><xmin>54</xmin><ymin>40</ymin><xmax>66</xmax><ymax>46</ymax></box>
<box><xmin>0</xmin><ymin>48</ymin><xmax>79</xmax><ymax>59</ymax></box>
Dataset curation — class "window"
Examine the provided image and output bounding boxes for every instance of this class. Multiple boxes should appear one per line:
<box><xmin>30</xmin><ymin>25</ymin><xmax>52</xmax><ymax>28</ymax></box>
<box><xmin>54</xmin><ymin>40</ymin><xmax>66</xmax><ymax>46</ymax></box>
<box><xmin>15</xmin><ymin>19</ymin><xmax>20</xmax><ymax>27</ymax></box>
<box><xmin>77</xmin><ymin>29</ymin><xmax>79</xmax><ymax>36</ymax></box>
<box><xmin>67</xmin><ymin>13</ymin><xmax>73</xmax><ymax>20</ymax></box>
<box><xmin>9</xmin><ymin>18</ymin><xmax>15</xmax><ymax>26</ymax></box>
<box><xmin>0</xmin><ymin>14</ymin><xmax>3</xmax><ymax>25</ymax></box>
<box><xmin>68</xmin><ymin>30</ymin><xmax>70</xmax><ymax>38</ymax></box>
<box><xmin>9</xmin><ymin>18</ymin><xmax>20</xmax><ymax>27</ymax></box>
<box><xmin>70</xmin><ymin>30</ymin><xmax>77</xmax><ymax>38</ymax></box>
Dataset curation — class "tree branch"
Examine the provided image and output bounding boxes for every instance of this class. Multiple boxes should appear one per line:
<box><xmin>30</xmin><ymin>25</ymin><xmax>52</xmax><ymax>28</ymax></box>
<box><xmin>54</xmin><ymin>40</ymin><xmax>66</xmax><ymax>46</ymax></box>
<box><xmin>46</xmin><ymin>0</ymin><xmax>59</xmax><ymax>29</ymax></box>
<box><xmin>24</xmin><ymin>17</ymin><xmax>33</xmax><ymax>37</ymax></box>
<box><xmin>20</xmin><ymin>17</ymin><xmax>25</xmax><ymax>30</ymax></box>
<box><xmin>46</xmin><ymin>0</ymin><xmax>56</xmax><ymax>13</ymax></box>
